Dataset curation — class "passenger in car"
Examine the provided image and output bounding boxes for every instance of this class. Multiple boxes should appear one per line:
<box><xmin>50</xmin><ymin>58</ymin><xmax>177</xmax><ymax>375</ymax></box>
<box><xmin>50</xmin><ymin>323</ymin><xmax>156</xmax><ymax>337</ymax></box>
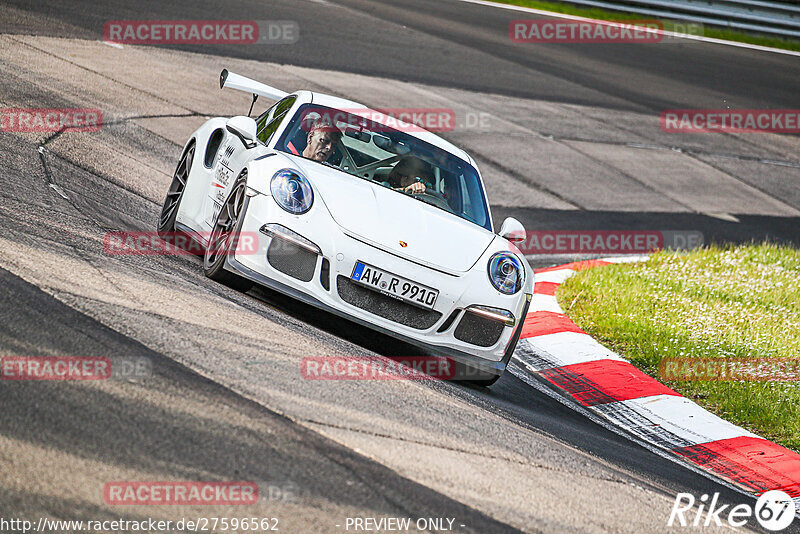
<box><xmin>387</xmin><ymin>156</ymin><xmax>434</xmax><ymax>194</ymax></box>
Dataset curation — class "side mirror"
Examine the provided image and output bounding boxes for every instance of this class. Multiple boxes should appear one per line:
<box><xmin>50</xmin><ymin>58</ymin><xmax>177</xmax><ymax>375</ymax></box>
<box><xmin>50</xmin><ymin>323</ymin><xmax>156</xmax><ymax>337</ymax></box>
<box><xmin>226</xmin><ymin>116</ymin><xmax>258</xmax><ymax>149</ymax></box>
<box><xmin>499</xmin><ymin>217</ymin><xmax>526</xmax><ymax>244</ymax></box>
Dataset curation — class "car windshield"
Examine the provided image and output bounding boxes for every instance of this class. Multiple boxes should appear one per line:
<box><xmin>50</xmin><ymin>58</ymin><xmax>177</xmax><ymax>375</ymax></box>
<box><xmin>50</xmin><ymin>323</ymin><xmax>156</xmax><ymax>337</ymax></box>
<box><xmin>274</xmin><ymin>104</ymin><xmax>491</xmax><ymax>231</ymax></box>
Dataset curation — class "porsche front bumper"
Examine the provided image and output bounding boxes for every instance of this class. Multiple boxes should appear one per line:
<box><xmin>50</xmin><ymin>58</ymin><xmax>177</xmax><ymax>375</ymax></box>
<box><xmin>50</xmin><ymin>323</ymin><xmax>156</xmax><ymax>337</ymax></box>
<box><xmin>224</xmin><ymin>190</ymin><xmax>532</xmax><ymax>379</ymax></box>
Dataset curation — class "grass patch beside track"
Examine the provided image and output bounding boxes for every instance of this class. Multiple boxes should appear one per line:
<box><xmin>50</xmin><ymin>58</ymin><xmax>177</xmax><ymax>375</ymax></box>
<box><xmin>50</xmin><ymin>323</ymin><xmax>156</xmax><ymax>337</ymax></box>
<box><xmin>495</xmin><ymin>0</ymin><xmax>800</xmax><ymax>52</ymax></box>
<box><xmin>557</xmin><ymin>244</ymin><xmax>800</xmax><ymax>451</ymax></box>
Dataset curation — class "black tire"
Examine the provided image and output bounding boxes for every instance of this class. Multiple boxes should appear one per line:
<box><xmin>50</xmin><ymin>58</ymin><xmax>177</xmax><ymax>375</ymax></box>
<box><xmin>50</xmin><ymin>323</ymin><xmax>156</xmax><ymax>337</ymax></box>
<box><xmin>203</xmin><ymin>171</ymin><xmax>254</xmax><ymax>292</ymax></box>
<box><xmin>453</xmin><ymin>360</ymin><xmax>503</xmax><ymax>387</ymax></box>
<box><xmin>467</xmin><ymin>374</ymin><xmax>501</xmax><ymax>387</ymax></box>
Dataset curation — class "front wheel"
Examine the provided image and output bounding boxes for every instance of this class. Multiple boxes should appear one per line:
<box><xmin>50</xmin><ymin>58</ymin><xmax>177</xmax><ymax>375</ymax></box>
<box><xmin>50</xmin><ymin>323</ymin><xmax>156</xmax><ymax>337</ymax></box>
<box><xmin>465</xmin><ymin>372</ymin><xmax>501</xmax><ymax>387</ymax></box>
<box><xmin>203</xmin><ymin>172</ymin><xmax>254</xmax><ymax>292</ymax></box>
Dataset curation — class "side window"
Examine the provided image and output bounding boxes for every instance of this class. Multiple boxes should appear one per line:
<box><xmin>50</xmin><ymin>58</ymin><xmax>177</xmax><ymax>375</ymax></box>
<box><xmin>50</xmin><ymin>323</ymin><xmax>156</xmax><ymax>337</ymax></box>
<box><xmin>256</xmin><ymin>95</ymin><xmax>297</xmax><ymax>144</ymax></box>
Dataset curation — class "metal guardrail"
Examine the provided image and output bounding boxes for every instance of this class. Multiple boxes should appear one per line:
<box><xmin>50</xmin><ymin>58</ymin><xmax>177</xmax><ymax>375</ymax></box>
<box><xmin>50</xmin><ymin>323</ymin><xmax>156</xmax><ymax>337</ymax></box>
<box><xmin>557</xmin><ymin>0</ymin><xmax>800</xmax><ymax>38</ymax></box>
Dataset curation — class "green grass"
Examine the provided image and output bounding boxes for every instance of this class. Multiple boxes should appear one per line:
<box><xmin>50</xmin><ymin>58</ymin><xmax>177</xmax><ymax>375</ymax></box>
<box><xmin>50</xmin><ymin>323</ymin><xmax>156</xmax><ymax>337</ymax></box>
<box><xmin>557</xmin><ymin>244</ymin><xmax>800</xmax><ymax>451</ymax></box>
<box><xmin>497</xmin><ymin>0</ymin><xmax>800</xmax><ymax>52</ymax></box>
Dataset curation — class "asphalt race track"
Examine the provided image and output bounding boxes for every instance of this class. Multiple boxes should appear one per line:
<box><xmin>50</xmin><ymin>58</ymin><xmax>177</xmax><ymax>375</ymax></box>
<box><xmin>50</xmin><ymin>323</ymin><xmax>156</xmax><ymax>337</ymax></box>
<box><xmin>1</xmin><ymin>0</ymin><xmax>798</xmax><ymax>532</ymax></box>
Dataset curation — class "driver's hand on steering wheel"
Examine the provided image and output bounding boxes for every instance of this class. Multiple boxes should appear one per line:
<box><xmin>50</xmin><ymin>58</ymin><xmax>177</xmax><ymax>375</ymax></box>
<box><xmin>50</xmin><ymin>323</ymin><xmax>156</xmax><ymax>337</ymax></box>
<box><xmin>402</xmin><ymin>181</ymin><xmax>426</xmax><ymax>194</ymax></box>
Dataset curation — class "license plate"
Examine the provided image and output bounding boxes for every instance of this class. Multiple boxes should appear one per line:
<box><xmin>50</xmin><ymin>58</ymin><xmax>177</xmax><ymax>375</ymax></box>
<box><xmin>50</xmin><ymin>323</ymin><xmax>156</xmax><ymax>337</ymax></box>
<box><xmin>351</xmin><ymin>261</ymin><xmax>439</xmax><ymax>310</ymax></box>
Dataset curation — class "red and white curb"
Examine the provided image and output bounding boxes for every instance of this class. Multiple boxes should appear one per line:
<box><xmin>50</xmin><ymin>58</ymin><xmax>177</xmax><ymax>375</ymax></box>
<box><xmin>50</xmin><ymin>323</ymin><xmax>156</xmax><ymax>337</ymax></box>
<box><xmin>513</xmin><ymin>257</ymin><xmax>800</xmax><ymax>513</ymax></box>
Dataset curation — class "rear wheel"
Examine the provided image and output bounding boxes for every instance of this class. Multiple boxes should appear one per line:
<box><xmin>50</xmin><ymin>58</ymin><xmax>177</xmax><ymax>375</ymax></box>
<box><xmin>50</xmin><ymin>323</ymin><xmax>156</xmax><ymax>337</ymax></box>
<box><xmin>203</xmin><ymin>172</ymin><xmax>254</xmax><ymax>292</ymax></box>
<box><xmin>158</xmin><ymin>143</ymin><xmax>203</xmax><ymax>255</ymax></box>
<box><xmin>158</xmin><ymin>143</ymin><xmax>194</xmax><ymax>234</ymax></box>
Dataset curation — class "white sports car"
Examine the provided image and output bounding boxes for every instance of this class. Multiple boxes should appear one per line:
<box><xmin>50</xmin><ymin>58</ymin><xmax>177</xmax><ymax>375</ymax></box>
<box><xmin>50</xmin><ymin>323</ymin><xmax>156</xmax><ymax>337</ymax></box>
<box><xmin>158</xmin><ymin>69</ymin><xmax>533</xmax><ymax>385</ymax></box>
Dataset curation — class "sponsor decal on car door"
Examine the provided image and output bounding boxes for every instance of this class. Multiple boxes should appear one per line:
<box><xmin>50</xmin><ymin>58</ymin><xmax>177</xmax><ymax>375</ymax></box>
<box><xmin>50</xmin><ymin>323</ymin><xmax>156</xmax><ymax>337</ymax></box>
<box><xmin>205</xmin><ymin>140</ymin><xmax>243</xmax><ymax>228</ymax></box>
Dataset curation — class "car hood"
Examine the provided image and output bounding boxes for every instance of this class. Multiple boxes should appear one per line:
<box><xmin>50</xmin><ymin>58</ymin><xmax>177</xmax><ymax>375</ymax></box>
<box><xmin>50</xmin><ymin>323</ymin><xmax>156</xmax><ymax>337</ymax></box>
<box><xmin>293</xmin><ymin>158</ymin><xmax>495</xmax><ymax>273</ymax></box>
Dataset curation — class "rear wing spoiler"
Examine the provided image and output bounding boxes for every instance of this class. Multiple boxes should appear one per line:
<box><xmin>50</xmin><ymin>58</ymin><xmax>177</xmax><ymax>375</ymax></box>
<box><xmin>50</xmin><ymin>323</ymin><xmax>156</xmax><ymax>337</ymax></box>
<box><xmin>219</xmin><ymin>69</ymin><xmax>288</xmax><ymax>101</ymax></box>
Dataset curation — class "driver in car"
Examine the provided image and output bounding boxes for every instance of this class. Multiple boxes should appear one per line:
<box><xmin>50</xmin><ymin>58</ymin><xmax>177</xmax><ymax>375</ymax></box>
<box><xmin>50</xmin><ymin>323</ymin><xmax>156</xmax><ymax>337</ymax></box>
<box><xmin>388</xmin><ymin>156</ymin><xmax>433</xmax><ymax>194</ymax></box>
<box><xmin>301</xmin><ymin>120</ymin><xmax>342</xmax><ymax>163</ymax></box>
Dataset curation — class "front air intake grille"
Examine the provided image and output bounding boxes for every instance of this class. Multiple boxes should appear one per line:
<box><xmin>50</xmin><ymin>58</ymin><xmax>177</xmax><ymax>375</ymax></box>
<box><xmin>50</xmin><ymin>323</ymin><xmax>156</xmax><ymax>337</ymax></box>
<box><xmin>336</xmin><ymin>276</ymin><xmax>442</xmax><ymax>330</ymax></box>
<box><xmin>454</xmin><ymin>311</ymin><xmax>505</xmax><ymax>347</ymax></box>
<box><xmin>267</xmin><ymin>237</ymin><xmax>318</xmax><ymax>282</ymax></box>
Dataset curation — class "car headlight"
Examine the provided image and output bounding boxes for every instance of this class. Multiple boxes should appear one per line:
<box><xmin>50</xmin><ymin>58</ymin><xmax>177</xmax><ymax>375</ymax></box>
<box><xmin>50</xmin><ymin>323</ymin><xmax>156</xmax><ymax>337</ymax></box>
<box><xmin>270</xmin><ymin>169</ymin><xmax>313</xmax><ymax>214</ymax></box>
<box><xmin>487</xmin><ymin>252</ymin><xmax>524</xmax><ymax>295</ymax></box>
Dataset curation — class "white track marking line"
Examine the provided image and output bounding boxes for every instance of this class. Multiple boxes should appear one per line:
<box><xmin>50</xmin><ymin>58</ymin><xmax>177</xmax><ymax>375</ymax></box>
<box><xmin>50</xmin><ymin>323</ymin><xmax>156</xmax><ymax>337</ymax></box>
<box><xmin>452</xmin><ymin>0</ymin><xmax>800</xmax><ymax>57</ymax></box>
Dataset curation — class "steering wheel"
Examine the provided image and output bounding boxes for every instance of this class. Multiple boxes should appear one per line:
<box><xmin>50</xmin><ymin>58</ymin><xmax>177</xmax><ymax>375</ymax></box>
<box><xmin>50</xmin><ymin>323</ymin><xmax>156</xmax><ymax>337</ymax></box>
<box><xmin>406</xmin><ymin>188</ymin><xmax>450</xmax><ymax>210</ymax></box>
